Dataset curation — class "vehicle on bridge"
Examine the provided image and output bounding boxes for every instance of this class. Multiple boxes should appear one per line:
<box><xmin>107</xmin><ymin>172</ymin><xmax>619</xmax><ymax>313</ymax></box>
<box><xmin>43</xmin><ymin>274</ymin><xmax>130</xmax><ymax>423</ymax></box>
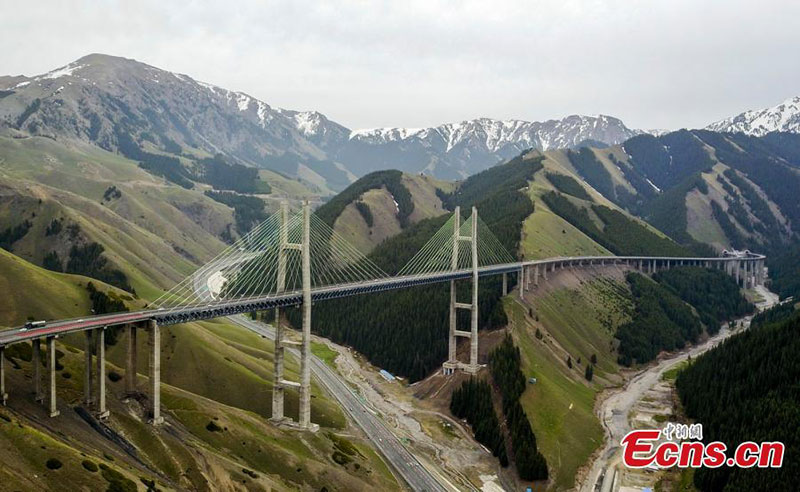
<box><xmin>21</xmin><ymin>320</ymin><xmax>46</xmax><ymax>331</ymax></box>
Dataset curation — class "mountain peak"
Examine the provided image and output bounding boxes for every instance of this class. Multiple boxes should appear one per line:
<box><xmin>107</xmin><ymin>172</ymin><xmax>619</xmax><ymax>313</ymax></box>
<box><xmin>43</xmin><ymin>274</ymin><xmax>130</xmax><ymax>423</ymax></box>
<box><xmin>706</xmin><ymin>95</ymin><xmax>800</xmax><ymax>136</ymax></box>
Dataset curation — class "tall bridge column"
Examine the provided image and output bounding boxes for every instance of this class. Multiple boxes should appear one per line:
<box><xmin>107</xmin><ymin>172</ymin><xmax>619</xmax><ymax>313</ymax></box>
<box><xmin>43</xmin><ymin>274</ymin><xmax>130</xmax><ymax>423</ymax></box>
<box><xmin>518</xmin><ymin>267</ymin><xmax>524</xmax><ymax>299</ymax></box>
<box><xmin>84</xmin><ymin>330</ymin><xmax>93</xmax><ymax>405</ymax></box>
<box><xmin>1</xmin><ymin>345</ymin><xmax>7</xmax><ymax>406</ymax></box>
<box><xmin>525</xmin><ymin>264</ymin><xmax>531</xmax><ymax>290</ymax></box>
<box><xmin>47</xmin><ymin>336</ymin><xmax>59</xmax><ymax>417</ymax></box>
<box><xmin>125</xmin><ymin>324</ymin><xmax>137</xmax><ymax>396</ymax></box>
<box><xmin>444</xmin><ymin>206</ymin><xmax>480</xmax><ymax>375</ymax></box>
<box><xmin>147</xmin><ymin>319</ymin><xmax>163</xmax><ymax>425</ymax></box>
<box><xmin>95</xmin><ymin>328</ymin><xmax>109</xmax><ymax>419</ymax></box>
<box><xmin>272</xmin><ymin>201</ymin><xmax>289</xmax><ymax>422</ymax></box>
<box><xmin>534</xmin><ymin>264</ymin><xmax>539</xmax><ymax>286</ymax></box>
<box><xmin>735</xmin><ymin>261</ymin><xmax>741</xmax><ymax>287</ymax></box>
<box><xmin>446</xmin><ymin>207</ymin><xmax>461</xmax><ymax>372</ymax></box>
<box><xmin>32</xmin><ymin>338</ymin><xmax>43</xmax><ymax>403</ymax></box>
<box><xmin>543</xmin><ymin>262</ymin><xmax>548</xmax><ymax>281</ymax></box>
<box><xmin>299</xmin><ymin>201</ymin><xmax>313</xmax><ymax>429</ymax></box>
<box><xmin>502</xmin><ymin>272</ymin><xmax>507</xmax><ymax>296</ymax></box>
<box><xmin>469</xmin><ymin>206</ymin><xmax>479</xmax><ymax>372</ymax></box>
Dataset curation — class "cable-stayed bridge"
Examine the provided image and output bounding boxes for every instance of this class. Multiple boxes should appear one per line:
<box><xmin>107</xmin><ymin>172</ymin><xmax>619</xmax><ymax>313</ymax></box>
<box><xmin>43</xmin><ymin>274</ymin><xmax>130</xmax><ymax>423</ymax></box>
<box><xmin>0</xmin><ymin>202</ymin><xmax>766</xmax><ymax>489</ymax></box>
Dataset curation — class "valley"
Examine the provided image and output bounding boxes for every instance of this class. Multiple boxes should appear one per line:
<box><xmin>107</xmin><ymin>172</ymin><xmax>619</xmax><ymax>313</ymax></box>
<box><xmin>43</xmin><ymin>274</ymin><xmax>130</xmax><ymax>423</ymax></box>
<box><xmin>1</xmin><ymin>53</ymin><xmax>800</xmax><ymax>492</ymax></box>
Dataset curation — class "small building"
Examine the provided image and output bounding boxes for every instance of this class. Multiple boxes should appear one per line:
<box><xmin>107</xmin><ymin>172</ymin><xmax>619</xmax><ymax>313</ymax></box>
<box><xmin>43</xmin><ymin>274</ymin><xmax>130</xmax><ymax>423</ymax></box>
<box><xmin>528</xmin><ymin>377</ymin><xmax>537</xmax><ymax>384</ymax></box>
<box><xmin>379</xmin><ymin>369</ymin><xmax>395</xmax><ymax>382</ymax></box>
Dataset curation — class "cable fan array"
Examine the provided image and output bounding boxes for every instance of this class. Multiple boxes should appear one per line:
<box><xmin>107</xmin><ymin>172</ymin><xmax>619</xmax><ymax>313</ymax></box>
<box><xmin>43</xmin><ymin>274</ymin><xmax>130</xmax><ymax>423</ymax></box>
<box><xmin>397</xmin><ymin>212</ymin><xmax>515</xmax><ymax>277</ymax></box>
<box><xmin>152</xmin><ymin>209</ymin><xmax>388</xmax><ymax>309</ymax></box>
<box><xmin>151</xmin><ymin>206</ymin><xmax>514</xmax><ymax>311</ymax></box>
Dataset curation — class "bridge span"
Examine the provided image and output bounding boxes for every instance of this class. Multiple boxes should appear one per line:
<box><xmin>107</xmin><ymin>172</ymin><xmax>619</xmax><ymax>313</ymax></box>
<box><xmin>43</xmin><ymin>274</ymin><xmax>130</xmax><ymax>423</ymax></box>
<box><xmin>0</xmin><ymin>201</ymin><xmax>766</xmax><ymax>491</ymax></box>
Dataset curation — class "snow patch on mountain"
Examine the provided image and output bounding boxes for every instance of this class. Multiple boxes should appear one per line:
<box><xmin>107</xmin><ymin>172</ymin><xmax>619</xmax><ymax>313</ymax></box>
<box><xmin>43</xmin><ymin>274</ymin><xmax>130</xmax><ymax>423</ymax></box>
<box><xmin>36</xmin><ymin>62</ymin><xmax>87</xmax><ymax>80</ymax></box>
<box><xmin>706</xmin><ymin>96</ymin><xmax>800</xmax><ymax>136</ymax></box>
<box><xmin>348</xmin><ymin>114</ymin><xmax>639</xmax><ymax>152</ymax></box>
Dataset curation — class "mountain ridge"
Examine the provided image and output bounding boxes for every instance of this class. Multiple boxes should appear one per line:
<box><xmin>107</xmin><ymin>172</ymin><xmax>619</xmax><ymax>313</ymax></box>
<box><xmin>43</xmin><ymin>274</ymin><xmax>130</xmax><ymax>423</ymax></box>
<box><xmin>706</xmin><ymin>95</ymin><xmax>800</xmax><ymax>136</ymax></box>
<box><xmin>0</xmin><ymin>53</ymin><xmax>644</xmax><ymax>185</ymax></box>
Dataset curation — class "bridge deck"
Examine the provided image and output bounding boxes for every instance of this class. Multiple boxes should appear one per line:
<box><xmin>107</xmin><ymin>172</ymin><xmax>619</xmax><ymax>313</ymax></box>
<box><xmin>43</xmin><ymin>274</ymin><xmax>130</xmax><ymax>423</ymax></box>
<box><xmin>0</xmin><ymin>254</ymin><xmax>764</xmax><ymax>346</ymax></box>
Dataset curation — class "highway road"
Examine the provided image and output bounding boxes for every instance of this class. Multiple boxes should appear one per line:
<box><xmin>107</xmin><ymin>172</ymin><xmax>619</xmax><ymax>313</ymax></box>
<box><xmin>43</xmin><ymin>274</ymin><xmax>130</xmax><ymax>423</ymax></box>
<box><xmin>232</xmin><ymin>315</ymin><xmax>450</xmax><ymax>492</ymax></box>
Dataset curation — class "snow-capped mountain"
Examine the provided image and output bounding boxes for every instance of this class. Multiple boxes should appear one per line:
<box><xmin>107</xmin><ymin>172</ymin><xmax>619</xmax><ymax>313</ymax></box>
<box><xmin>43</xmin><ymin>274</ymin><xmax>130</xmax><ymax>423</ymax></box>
<box><xmin>0</xmin><ymin>54</ymin><xmax>642</xmax><ymax>186</ymax></box>
<box><xmin>337</xmin><ymin>115</ymin><xmax>640</xmax><ymax>179</ymax></box>
<box><xmin>706</xmin><ymin>96</ymin><xmax>800</xmax><ymax>136</ymax></box>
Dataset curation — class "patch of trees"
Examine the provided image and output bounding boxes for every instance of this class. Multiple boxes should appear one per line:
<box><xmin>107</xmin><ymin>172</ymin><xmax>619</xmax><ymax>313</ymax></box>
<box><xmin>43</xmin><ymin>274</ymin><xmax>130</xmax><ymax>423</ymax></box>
<box><xmin>0</xmin><ymin>220</ymin><xmax>32</xmax><ymax>251</ymax></box>
<box><xmin>354</xmin><ymin>201</ymin><xmax>373</xmax><ymax>227</ymax></box>
<box><xmin>115</xmin><ymin>128</ymin><xmax>194</xmax><ymax>189</ymax></box>
<box><xmin>566</xmin><ymin>147</ymin><xmax>615</xmax><ymax>199</ymax></box>
<box><xmin>102</xmin><ymin>186</ymin><xmax>122</xmax><ymax>201</ymax></box>
<box><xmin>160</xmin><ymin>135</ymin><xmax>182</xmax><ymax>155</ymax></box>
<box><xmin>195</xmin><ymin>154</ymin><xmax>270</xmax><ymax>194</ymax></box>
<box><xmin>710</xmin><ymin>200</ymin><xmax>747</xmax><ymax>250</ymax></box>
<box><xmin>489</xmin><ymin>335</ymin><xmax>549</xmax><ymax>480</ymax></box>
<box><xmin>675</xmin><ymin>308</ymin><xmax>800</xmax><ymax>491</ymax></box>
<box><xmin>204</xmin><ymin>190</ymin><xmax>267</xmax><ymax>234</ymax></box>
<box><xmin>438</xmin><ymin>154</ymin><xmax>542</xmax><ymax>212</ymax></box>
<box><xmin>643</xmin><ymin>173</ymin><xmax>710</xmax><ymax>248</ymax></box>
<box><xmin>66</xmin><ymin>242</ymin><xmax>133</xmax><ymax>293</ymax></box>
<box><xmin>15</xmin><ymin>98</ymin><xmax>41</xmax><ymax>128</ymax></box>
<box><xmin>722</xmin><ymin>168</ymin><xmax>783</xmax><ymax>246</ymax></box>
<box><xmin>542</xmin><ymin>192</ymin><xmax>689</xmax><ymax>256</ymax></box>
<box><xmin>616</xmin><ymin>272</ymin><xmax>702</xmax><ymax>365</ymax></box>
<box><xmin>653</xmin><ymin>266</ymin><xmax>752</xmax><ymax>334</ymax></box>
<box><xmin>43</xmin><ymin>251</ymin><xmax>62</xmax><ymax>271</ymax></box>
<box><xmin>624</xmin><ymin>131</ymin><xmax>714</xmax><ymax>190</ymax></box>
<box><xmin>769</xmin><ymin>243</ymin><xmax>800</xmax><ymax>300</ymax></box>
<box><xmin>286</xmin><ymin>153</ymin><xmax>537</xmax><ymax>381</ymax></box>
<box><xmin>450</xmin><ymin>378</ymin><xmax>508</xmax><ymax>465</ymax></box>
<box><xmin>86</xmin><ymin>281</ymin><xmax>127</xmax><ymax>315</ymax></box>
<box><xmin>45</xmin><ymin>218</ymin><xmax>63</xmax><ymax>236</ymax></box>
<box><xmin>315</xmin><ymin>170</ymin><xmax>413</xmax><ymax>227</ymax></box>
<box><xmin>546</xmin><ymin>172</ymin><xmax>591</xmax><ymax>200</ymax></box>
<box><xmin>287</xmin><ymin>214</ymin><xmax>509</xmax><ymax>381</ymax></box>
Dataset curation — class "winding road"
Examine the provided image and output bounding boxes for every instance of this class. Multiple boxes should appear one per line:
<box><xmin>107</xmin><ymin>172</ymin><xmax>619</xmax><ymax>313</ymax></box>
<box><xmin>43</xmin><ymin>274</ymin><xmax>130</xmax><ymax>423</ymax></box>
<box><xmin>231</xmin><ymin>315</ymin><xmax>451</xmax><ymax>492</ymax></box>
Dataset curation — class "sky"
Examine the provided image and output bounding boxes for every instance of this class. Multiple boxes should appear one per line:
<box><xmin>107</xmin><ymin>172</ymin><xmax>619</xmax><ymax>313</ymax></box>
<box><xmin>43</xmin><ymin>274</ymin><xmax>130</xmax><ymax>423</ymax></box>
<box><xmin>1</xmin><ymin>0</ymin><xmax>798</xmax><ymax>131</ymax></box>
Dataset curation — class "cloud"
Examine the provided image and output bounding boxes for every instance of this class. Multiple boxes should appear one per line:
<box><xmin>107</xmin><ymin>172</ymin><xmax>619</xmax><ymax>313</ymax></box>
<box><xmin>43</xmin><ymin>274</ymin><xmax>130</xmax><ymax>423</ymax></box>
<box><xmin>1</xmin><ymin>0</ymin><xmax>798</xmax><ymax>130</ymax></box>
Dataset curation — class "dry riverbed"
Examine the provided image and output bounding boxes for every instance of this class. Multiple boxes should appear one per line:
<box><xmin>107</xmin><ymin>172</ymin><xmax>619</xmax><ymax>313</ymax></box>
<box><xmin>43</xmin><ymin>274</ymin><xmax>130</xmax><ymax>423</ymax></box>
<box><xmin>581</xmin><ymin>284</ymin><xmax>779</xmax><ymax>492</ymax></box>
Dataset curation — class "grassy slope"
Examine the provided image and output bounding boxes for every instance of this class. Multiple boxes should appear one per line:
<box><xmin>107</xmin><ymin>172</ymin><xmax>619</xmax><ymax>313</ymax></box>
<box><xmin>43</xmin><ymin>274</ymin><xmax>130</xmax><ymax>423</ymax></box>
<box><xmin>0</xmin><ymin>136</ymin><xmax>397</xmax><ymax>488</ymax></box>
<box><xmin>0</xmin><ymin>248</ymin><xmax>139</xmax><ymax>327</ymax></box>
<box><xmin>0</xmin><ymin>135</ymin><xmax>234</xmax><ymax>297</ymax></box>
<box><xmin>1</xmin><ymin>328</ymin><xmax>397</xmax><ymax>491</ymax></box>
<box><xmin>506</xmin><ymin>153</ymin><xmax>650</xmax><ymax>489</ymax></box>
<box><xmin>504</xmin><ymin>271</ymin><xmax>632</xmax><ymax>490</ymax></box>
<box><xmin>332</xmin><ymin>172</ymin><xmax>451</xmax><ymax>253</ymax></box>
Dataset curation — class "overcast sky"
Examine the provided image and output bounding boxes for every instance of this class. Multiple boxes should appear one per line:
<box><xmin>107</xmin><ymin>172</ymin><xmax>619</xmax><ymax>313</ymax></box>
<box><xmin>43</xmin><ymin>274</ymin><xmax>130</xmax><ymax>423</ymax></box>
<box><xmin>1</xmin><ymin>0</ymin><xmax>798</xmax><ymax>131</ymax></box>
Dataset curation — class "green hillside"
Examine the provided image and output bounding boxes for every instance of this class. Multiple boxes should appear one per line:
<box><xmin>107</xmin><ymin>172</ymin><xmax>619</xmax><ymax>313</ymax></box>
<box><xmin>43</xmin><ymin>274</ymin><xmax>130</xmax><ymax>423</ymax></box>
<box><xmin>0</xmin><ymin>248</ymin><xmax>138</xmax><ymax>327</ymax></box>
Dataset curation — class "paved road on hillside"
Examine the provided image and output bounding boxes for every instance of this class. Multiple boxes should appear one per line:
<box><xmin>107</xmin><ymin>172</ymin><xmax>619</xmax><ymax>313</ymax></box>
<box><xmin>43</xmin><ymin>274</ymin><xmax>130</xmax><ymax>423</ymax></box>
<box><xmin>231</xmin><ymin>315</ymin><xmax>449</xmax><ymax>492</ymax></box>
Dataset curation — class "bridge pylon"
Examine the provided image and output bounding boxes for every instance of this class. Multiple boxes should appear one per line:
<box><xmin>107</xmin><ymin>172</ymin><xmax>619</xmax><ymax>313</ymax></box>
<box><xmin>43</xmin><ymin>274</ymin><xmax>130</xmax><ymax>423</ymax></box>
<box><xmin>270</xmin><ymin>200</ymin><xmax>317</xmax><ymax>432</ymax></box>
<box><xmin>443</xmin><ymin>206</ymin><xmax>480</xmax><ymax>375</ymax></box>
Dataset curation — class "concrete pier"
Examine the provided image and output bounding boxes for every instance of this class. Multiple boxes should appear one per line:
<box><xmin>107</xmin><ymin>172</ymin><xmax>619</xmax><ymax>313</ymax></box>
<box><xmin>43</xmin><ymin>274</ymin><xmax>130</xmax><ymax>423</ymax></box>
<box><xmin>147</xmin><ymin>320</ymin><xmax>163</xmax><ymax>425</ymax></box>
<box><xmin>469</xmin><ymin>206</ymin><xmax>479</xmax><ymax>372</ymax></box>
<box><xmin>125</xmin><ymin>324</ymin><xmax>137</xmax><ymax>396</ymax></box>
<box><xmin>1</xmin><ymin>345</ymin><xmax>7</xmax><ymax>405</ymax></box>
<box><xmin>299</xmin><ymin>201</ymin><xmax>313</xmax><ymax>429</ymax></box>
<box><xmin>272</xmin><ymin>202</ymin><xmax>289</xmax><ymax>422</ymax></box>
<box><xmin>95</xmin><ymin>328</ymin><xmax>109</xmax><ymax>419</ymax></box>
<box><xmin>502</xmin><ymin>272</ymin><xmax>507</xmax><ymax>296</ymax></box>
<box><xmin>447</xmin><ymin>207</ymin><xmax>460</xmax><ymax>367</ymax></box>
<box><xmin>47</xmin><ymin>336</ymin><xmax>59</xmax><ymax>417</ymax></box>
<box><xmin>444</xmin><ymin>207</ymin><xmax>480</xmax><ymax>375</ymax></box>
<box><xmin>32</xmin><ymin>338</ymin><xmax>43</xmax><ymax>402</ymax></box>
<box><xmin>84</xmin><ymin>330</ymin><xmax>93</xmax><ymax>405</ymax></box>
